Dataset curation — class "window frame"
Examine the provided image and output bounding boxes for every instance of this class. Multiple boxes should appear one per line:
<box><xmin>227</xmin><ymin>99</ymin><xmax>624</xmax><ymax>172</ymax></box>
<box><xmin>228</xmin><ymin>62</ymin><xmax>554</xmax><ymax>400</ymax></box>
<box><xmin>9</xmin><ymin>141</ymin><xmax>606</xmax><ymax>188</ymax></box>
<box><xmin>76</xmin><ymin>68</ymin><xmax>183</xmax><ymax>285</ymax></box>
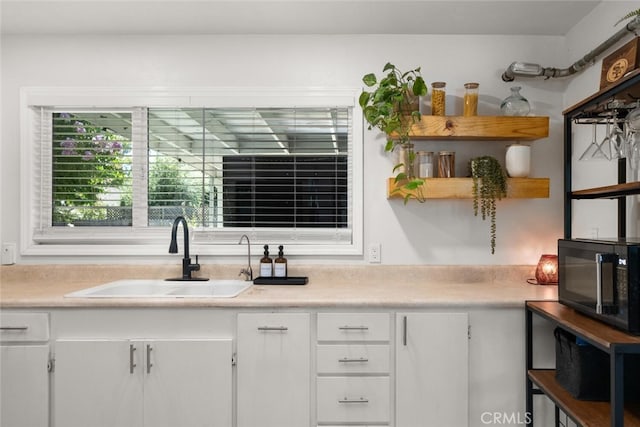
<box><xmin>20</xmin><ymin>87</ymin><xmax>364</xmax><ymax>257</ymax></box>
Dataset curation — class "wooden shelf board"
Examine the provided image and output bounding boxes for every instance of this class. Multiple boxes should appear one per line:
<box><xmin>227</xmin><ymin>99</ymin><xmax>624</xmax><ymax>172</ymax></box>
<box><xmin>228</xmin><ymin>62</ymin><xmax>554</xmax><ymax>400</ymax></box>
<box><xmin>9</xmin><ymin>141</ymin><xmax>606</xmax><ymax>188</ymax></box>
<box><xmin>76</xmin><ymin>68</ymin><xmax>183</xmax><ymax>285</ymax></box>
<box><xmin>387</xmin><ymin>177</ymin><xmax>549</xmax><ymax>200</ymax></box>
<box><xmin>404</xmin><ymin>116</ymin><xmax>549</xmax><ymax>140</ymax></box>
<box><xmin>526</xmin><ymin>301</ymin><xmax>640</xmax><ymax>351</ymax></box>
<box><xmin>529</xmin><ymin>369</ymin><xmax>640</xmax><ymax>427</ymax></box>
<box><xmin>564</xmin><ymin>68</ymin><xmax>640</xmax><ymax>117</ymax></box>
<box><xmin>572</xmin><ymin>182</ymin><xmax>640</xmax><ymax>199</ymax></box>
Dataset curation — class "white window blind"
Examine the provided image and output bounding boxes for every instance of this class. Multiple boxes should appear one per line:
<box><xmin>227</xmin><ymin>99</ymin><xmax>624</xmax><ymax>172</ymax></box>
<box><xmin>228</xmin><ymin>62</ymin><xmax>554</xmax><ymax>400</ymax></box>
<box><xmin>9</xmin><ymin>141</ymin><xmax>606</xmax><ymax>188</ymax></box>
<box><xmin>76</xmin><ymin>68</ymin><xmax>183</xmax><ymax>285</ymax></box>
<box><xmin>147</xmin><ymin>107</ymin><xmax>351</xmax><ymax>238</ymax></box>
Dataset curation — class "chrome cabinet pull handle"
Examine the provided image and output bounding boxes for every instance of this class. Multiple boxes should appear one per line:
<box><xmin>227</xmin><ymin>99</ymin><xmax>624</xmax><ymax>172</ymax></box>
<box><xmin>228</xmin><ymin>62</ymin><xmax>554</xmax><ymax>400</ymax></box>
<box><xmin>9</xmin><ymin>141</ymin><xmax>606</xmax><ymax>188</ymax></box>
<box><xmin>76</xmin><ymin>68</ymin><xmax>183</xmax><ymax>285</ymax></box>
<box><xmin>129</xmin><ymin>344</ymin><xmax>137</xmax><ymax>374</ymax></box>
<box><xmin>146</xmin><ymin>344</ymin><xmax>153</xmax><ymax>374</ymax></box>
<box><xmin>0</xmin><ymin>326</ymin><xmax>28</xmax><ymax>331</ymax></box>
<box><xmin>338</xmin><ymin>357</ymin><xmax>369</xmax><ymax>363</ymax></box>
<box><xmin>338</xmin><ymin>397</ymin><xmax>369</xmax><ymax>404</ymax></box>
<box><xmin>338</xmin><ymin>326</ymin><xmax>369</xmax><ymax>331</ymax></box>
<box><xmin>257</xmin><ymin>326</ymin><xmax>288</xmax><ymax>331</ymax></box>
<box><xmin>403</xmin><ymin>315</ymin><xmax>408</xmax><ymax>346</ymax></box>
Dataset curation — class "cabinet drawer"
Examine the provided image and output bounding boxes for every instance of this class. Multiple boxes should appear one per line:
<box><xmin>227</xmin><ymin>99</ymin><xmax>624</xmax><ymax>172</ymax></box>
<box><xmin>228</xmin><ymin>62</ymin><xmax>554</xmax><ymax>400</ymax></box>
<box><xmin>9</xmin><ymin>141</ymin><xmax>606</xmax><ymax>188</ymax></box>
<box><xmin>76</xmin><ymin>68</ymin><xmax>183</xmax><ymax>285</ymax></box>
<box><xmin>317</xmin><ymin>344</ymin><xmax>389</xmax><ymax>374</ymax></box>
<box><xmin>317</xmin><ymin>313</ymin><xmax>389</xmax><ymax>342</ymax></box>
<box><xmin>0</xmin><ymin>313</ymin><xmax>49</xmax><ymax>342</ymax></box>
<box><xmin>317</xmin><ymin>376</ymin><xmax>389</xmax><ymax>423</ymax></box>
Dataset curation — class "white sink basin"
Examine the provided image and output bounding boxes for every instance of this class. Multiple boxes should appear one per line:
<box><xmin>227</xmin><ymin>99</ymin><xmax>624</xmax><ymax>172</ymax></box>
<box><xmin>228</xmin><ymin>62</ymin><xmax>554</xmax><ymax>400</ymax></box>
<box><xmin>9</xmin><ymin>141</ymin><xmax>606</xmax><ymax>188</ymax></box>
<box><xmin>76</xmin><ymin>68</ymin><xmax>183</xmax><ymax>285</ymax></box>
<box><xmin>65</xmin><ymin>279</ymin><xmax>252</xmax><ymax>298</ymax></box>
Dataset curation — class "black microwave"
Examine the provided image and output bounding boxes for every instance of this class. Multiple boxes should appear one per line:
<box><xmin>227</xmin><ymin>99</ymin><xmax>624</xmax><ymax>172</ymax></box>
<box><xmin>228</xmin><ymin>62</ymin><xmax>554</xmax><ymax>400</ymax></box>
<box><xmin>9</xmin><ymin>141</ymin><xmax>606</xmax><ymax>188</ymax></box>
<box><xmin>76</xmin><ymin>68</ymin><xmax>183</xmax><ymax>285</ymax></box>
<box><xmin>558</xmin><ymin>238</ymin><xmax>640</xmax><ymax>334</ymax></box>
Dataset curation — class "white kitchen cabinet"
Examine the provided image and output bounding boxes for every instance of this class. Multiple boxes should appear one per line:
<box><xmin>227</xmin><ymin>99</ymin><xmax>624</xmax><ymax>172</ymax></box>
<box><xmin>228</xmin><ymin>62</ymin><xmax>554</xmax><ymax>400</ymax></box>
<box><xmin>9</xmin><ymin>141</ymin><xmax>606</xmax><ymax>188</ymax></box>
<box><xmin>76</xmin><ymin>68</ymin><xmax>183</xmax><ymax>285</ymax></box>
<box><xmin>317</xmin><ymin>312</ymin><xmax>390</xmax><ymax>341</ymax></box>
<box><xmin>316</xmin><ymin>344</ymin><xmax>390</xmax><ymax>375</ymax></box>
<box><xmin>317</xmin><ymin>376</ymin><xmax>390</xmax><ymax>424</ymax></box>
<box><xmin>53</xmin><ymin>338</ymin><xmax>232</xmax><ymax>427</ymax></box>
<box><xmin>396</xmin><ymin>312</ymin><xmax>469</xmax><ymax>427</ymax></box>
<box><xmin>237</xmin><ymin>312</ymin><xmax>310</xmax><ymax>427</ymax></box>
<box><xmin>54</xmin><ymin>339</ymin><xmax>142</xmax><ymax>427</ymax></box>
<box><xmin>1</xmin><ymin>345</ymin><xmax>50</xmax><ymax>427</ymax></box>
<box><xmin>0</xmin><ymin>312</ymin><xmax>50</xmax><ymax>427</ymax></box>
<box><xmin>316</xmin><ymin>312</ymin><xmax>391</xmax><ymax>426</ymax></box>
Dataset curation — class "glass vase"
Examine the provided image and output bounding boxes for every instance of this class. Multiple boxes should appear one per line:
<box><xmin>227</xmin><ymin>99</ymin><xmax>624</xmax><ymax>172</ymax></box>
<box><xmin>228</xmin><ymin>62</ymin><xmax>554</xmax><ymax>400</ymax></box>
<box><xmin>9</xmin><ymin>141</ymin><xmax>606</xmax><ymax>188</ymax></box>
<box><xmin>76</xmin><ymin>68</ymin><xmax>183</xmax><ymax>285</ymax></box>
<box><xmin>398</xmin><ymin>143</ymin><xmax>417</xmax><ymax>178</ymax></box>
<box><xmin>500</xmin><ymin>86</ymin><xmax>530</xmax><ymax>116</ymax></box>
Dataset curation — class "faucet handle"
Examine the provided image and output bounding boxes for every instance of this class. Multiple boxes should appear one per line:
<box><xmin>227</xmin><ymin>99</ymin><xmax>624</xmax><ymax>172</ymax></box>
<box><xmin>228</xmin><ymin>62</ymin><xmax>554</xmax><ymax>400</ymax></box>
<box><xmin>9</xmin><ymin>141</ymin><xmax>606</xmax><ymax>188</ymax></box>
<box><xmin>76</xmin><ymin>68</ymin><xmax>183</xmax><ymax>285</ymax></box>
<box><xmin>239</xmin><ymin>268</ymin><xmax>252</xmax><ymax>282</ymax></box>
<box><xmin>190</xmin><ymin>255</ymin><xmax>201</xmax><ymax>272</ymax></box>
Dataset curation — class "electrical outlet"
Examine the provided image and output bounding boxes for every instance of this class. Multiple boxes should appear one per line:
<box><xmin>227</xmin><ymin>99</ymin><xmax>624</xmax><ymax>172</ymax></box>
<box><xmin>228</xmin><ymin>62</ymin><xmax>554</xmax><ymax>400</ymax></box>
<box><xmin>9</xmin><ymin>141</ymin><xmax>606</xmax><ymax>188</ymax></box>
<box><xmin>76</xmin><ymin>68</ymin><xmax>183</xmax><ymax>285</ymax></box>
<box><xmin>368</xmin><ymin>243</ymin><xmax>381</xmax><ymax>263</ymax></box>
<box><xmin>1</xmin><ymin>243</ymin><xmax>16</xmax><ymax>265</ymax></box>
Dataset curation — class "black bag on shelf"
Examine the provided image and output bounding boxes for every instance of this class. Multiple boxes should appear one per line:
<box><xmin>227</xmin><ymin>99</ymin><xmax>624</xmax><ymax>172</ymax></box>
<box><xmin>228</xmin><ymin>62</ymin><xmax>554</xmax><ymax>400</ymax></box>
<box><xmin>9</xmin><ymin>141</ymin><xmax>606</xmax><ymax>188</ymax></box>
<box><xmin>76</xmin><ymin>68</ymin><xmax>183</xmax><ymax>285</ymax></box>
<box><xmin>554</xmin><ymin>327</ymin><xmax>610</xmax><ymax>401</ymax></box>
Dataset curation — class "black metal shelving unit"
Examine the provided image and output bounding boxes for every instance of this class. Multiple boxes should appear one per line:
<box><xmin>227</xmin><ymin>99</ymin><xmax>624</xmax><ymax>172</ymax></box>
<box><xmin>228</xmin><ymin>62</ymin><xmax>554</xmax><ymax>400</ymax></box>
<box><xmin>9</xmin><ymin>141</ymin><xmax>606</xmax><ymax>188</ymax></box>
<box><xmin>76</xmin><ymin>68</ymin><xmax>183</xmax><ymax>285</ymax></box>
<box><xmin>564</xmin><ymin>69</ymin><xmax>640</xmax><ymax>239</ymax></box>
<box><xmin>526</xmin><ymin>301</ymin><xmax>640</xmax><ymax>427</ymax></box>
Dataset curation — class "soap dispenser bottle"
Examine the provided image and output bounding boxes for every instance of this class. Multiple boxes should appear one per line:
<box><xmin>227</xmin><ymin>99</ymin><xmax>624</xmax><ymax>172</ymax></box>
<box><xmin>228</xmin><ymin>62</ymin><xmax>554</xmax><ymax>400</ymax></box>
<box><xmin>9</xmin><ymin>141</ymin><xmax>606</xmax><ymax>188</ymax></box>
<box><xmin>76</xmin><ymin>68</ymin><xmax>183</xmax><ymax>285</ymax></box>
<box><xmin>260</xmin><ymin>245</ymin><xmax>273</xmax><ymax>277</ymax></box>
<box><xmin>274</xmin><ymin>245</ymin><xmax>287</xmax><ymax>278</ymax></box>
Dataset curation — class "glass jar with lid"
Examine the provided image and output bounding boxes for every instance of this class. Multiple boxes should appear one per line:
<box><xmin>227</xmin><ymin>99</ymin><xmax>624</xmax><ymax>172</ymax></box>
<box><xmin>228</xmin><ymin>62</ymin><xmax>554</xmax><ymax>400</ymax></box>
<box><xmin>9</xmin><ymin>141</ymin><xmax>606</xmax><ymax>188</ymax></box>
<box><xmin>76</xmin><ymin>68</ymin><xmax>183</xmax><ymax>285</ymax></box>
<box><xmin>437</xmin><ymin>151</ymin><xmax>455</xmax><ymax>177</ymax></box>
<box><xmin>417</xmin><ymin>151</ymin><xmax>434</xmax><ymax>178</ymax></box>
<box><xmin>463</xmin><ymin>82</ymin><xmax>479</xmax><ymax>116</ymax></box>
<box><xmin>431</xmin><ymin>82</ymin><xmax>446</xmax><ymax>116</ymax></box>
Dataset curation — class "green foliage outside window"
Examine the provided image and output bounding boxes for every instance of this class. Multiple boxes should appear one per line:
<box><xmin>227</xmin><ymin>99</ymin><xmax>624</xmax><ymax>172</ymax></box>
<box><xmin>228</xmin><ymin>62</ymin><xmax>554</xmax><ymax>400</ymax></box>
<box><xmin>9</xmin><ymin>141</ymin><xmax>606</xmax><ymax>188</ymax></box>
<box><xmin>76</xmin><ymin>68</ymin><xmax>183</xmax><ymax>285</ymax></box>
<box><xmin>52</xmin><ymin>112</ymin><xmax>132</xmax><ymax>225</ymax></box>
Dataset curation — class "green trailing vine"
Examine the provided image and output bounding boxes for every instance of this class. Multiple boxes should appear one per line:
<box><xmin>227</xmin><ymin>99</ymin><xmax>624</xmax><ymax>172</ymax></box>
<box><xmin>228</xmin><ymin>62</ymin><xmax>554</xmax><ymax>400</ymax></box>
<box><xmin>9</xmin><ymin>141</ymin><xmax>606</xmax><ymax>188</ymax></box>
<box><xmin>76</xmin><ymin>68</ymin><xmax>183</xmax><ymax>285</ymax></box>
<box><xmin>470</xmin><ymin>156</ymin><xmax>507</xmax><ymax>254</ymax></box>
<box><xmin>616</xmin><ymin>8</ymin><xmax>640</xmax><ymax>26</ymax></box>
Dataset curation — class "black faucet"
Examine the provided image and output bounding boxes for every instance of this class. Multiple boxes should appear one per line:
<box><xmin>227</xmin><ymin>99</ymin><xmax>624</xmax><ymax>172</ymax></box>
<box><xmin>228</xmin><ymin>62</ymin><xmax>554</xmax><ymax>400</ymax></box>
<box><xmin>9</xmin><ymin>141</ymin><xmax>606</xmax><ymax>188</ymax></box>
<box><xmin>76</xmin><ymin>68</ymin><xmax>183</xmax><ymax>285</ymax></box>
<box><xmin>168</xmin><ymin>216</ymin><xmax>208</xmax><ymax>281</ymax></box>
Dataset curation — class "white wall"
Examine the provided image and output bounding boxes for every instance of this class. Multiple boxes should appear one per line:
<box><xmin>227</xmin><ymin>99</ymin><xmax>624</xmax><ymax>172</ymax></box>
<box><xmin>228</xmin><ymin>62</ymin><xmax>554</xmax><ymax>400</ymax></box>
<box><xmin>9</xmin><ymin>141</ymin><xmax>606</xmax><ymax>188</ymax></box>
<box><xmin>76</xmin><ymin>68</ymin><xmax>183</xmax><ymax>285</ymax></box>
<box><xmin>564</xmin><ymin>1</ymin><xmax>640</xmax><ymax>239</ymax></box>
<box><xmin>1</xmin><ymin>33</ymin><xmax>568</xmax><ymax>265</ymax></box>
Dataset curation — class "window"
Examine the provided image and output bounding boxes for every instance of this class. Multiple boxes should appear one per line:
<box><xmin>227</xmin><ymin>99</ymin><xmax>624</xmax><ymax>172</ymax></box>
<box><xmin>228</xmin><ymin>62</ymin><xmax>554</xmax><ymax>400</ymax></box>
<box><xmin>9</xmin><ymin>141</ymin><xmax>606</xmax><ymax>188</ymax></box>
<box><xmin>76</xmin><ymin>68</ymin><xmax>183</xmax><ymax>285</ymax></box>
<box><xmin>146</xmin><ymin>108</ymin><xmax>348</xmax><ymax>230</ymax></box>
<box><xmin>52</xmin><ymin>111</ymin><xmax>133</xmax><ymax>226</ymax></box>
<box><xmin>22</xmin><ymin>88</ymin><xmax>363</xmax><ymax>256</ymax></box>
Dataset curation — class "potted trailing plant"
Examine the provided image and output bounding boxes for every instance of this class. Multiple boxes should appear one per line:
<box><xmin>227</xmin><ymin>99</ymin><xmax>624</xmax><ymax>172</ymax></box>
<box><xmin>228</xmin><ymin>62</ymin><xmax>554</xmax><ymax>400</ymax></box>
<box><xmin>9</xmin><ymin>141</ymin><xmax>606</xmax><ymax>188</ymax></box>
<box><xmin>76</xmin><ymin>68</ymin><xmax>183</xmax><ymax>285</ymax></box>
<box><xmin>359</xmin><ymin>63</ymin><xmax>428</xmax><ymax>203</ymax></box>
<box><xmin>470</xmin><ymin>156</ymin><xmax>507</xmax><ymax>254</ymax></box>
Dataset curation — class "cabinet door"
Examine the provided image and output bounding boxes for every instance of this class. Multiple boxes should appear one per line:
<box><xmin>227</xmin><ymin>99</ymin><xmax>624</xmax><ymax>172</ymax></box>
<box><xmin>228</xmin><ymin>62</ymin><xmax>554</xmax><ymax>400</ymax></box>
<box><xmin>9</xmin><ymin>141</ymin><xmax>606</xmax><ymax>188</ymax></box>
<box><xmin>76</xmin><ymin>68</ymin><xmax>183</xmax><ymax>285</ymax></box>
<box><xmin>0</xmin><ymin>345</ymin><xmax>49</xmax><ymax>427</ymax></box>
<box><xmin>144</xmin><ymin>339</ymin><xmax>232</xmax><ymax>427</ymax></box>
<box><xmin>53</xmin><ymin>339</ymin><xmax>143</xmax><ymax>427</ymax></box>
<box><xmin>237</xmin><ymin>313</ymin><xmax>310</xmax><ymax>427</ymax></box>
<box><xmin>396</xmin><ymin>313</ymin><xmax>469</xmax><ymax>427</ymax></box>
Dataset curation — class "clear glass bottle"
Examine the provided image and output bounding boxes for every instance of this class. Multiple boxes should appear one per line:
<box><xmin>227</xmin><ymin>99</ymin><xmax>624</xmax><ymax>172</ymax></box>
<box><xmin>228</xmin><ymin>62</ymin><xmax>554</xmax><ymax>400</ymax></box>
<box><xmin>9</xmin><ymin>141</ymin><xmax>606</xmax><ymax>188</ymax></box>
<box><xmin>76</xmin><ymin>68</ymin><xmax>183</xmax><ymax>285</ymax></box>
<box><xmin>500</xmin><ymin>86</ymin><xmax>530</xmax><ymax>116</ymax></box>
<box><xmin>274</xmin><ymin>245</ymin><xmax>287</xmax><ymax>278</ymax></box>
<box><xmin>431</xmin><ymin>82</ymin><xmax>446</xmax><ymax>116</ymax></box>
<box><xmin>260</xmin><ymin>245</ymin><xmax>273</xmax><ymax>277</ymax></box>
<box><xmin>463</xmin><ymin>82</ymin><xmax>479</xmax><ymax>116</ymax></box>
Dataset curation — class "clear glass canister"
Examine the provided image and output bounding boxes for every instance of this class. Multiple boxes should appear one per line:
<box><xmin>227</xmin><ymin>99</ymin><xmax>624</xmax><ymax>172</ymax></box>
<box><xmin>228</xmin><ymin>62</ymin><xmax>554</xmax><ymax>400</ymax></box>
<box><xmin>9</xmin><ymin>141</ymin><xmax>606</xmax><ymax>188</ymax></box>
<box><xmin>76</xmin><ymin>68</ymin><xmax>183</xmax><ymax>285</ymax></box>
<box><xmin>463</xmin><ymin>82</ymin><xmax>479</xmax><ymax>116</ymax></box>
<box><xmin>431</xmin><ymin>82</ymin><xmax>446</xmax><ymax>116</ymax></box>
<box><xmin>438</xmin><ymin>151</ymin><xmax>455</xmax><ymax>177</ymax></box>
<box><xmin>417</xmin><ymin>151</ymin><xmax>434</xmax><ymax>178</ymax></box>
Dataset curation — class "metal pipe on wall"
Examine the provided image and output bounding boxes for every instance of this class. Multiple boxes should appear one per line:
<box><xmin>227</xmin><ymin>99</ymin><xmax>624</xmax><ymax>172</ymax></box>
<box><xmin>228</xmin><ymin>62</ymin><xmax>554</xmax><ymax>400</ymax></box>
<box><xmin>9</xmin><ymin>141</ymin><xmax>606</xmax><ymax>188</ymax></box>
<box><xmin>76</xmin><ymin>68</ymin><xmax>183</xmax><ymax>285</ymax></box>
<box><xmin>502</xmin><ymin>16</ymin><xmax>640</xmax><ymax>82</ymax></box>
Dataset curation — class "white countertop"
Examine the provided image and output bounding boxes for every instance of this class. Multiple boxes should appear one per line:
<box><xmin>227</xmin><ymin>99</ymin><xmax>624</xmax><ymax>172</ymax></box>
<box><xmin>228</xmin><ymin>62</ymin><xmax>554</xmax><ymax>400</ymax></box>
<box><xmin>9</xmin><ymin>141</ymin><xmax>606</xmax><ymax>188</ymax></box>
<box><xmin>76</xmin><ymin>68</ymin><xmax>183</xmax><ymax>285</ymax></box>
<box><xmin>0</xmin><ymin>264</ymin><xmax>558</xmax><ymax>308</ymax></box>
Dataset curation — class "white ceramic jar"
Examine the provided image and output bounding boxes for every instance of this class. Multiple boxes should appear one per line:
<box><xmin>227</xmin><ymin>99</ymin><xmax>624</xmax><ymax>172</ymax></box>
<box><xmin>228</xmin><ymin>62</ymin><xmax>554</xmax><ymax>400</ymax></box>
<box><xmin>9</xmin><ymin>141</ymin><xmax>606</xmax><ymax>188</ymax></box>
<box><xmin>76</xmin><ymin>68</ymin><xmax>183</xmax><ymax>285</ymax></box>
<box><xmin>505</xmin><ymin>144</ymin><xmax>530</xmax><ymax>178</ymax></box>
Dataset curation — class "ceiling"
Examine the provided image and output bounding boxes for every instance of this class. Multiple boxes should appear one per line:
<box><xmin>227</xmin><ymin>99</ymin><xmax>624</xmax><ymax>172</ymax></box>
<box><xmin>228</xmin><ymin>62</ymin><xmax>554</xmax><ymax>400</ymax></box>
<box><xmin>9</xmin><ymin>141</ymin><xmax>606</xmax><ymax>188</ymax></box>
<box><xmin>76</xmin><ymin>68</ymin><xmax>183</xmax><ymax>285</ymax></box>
<box><xmin>1</xmin><ymin>0</ymin><xmax>601</xmax><ymax>36</ymax></box>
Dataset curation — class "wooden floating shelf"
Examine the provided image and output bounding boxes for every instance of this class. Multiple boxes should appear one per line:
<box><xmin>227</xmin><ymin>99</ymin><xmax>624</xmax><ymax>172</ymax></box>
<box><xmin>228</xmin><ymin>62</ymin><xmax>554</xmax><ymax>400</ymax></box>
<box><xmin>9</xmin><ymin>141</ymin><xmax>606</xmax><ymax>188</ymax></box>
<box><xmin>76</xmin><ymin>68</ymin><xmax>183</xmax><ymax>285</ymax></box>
<box><xmin>571</xmin><ymin>181</ymin><xmax>640</xmax><ymax>199</ymax></box>
<box><xmin>402</xmin><ymin>116</ymin><xmax>549</xmax><ymax>140</ymax></box>
<box><xmin>387</xmin><ymin>177</ymin><xmax>550</xmax><ymax>200</ymax></box>
<box><xmin>528</xmin><ymin>370</ymin><xmax>640</xmax><ymax>427</ymax></box>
